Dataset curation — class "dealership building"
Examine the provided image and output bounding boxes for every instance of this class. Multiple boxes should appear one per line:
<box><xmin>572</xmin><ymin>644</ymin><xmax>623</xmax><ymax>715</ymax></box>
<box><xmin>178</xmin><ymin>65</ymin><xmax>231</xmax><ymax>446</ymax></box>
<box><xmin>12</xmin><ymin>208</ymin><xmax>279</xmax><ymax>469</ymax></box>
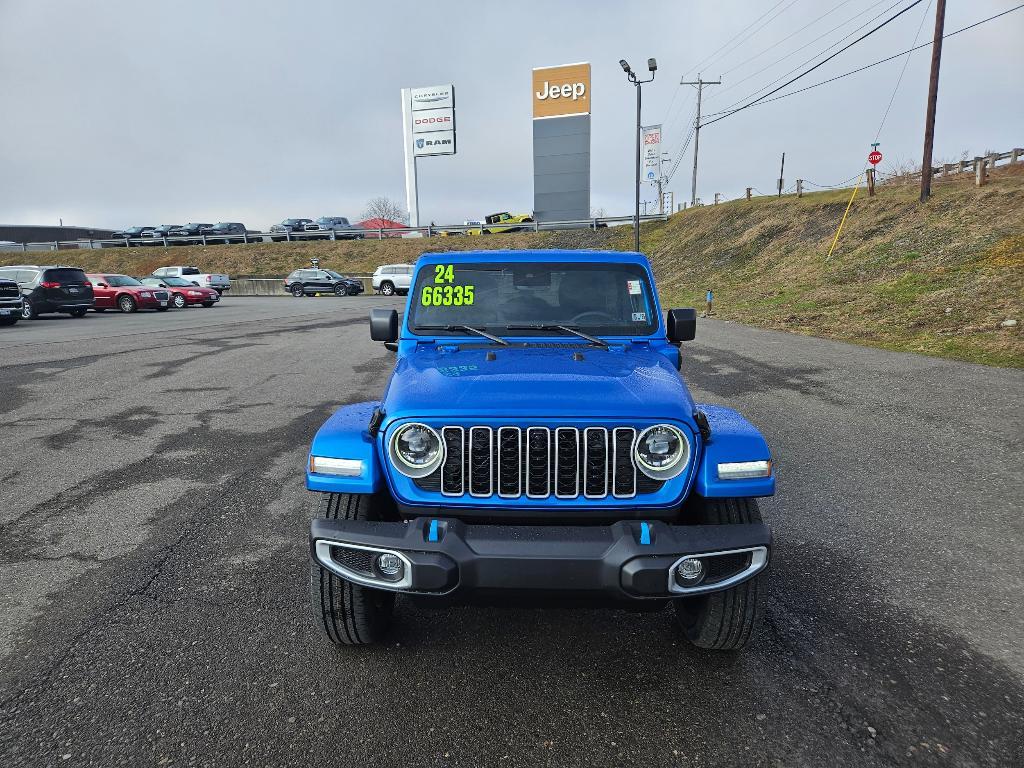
<box><xmin>0</xmin><ymin>224</ymin><xmax>115</xmax><ymax>245</ymax></box>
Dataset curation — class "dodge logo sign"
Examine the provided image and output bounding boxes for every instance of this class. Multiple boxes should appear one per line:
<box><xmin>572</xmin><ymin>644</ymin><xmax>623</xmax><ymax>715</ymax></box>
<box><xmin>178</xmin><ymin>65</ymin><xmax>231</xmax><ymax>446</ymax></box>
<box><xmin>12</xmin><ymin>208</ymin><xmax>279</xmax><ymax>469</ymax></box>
<box><xmin>412</xmin><ymin>107</ymin><xmax>455</xmax><ymax>134</ymax></box>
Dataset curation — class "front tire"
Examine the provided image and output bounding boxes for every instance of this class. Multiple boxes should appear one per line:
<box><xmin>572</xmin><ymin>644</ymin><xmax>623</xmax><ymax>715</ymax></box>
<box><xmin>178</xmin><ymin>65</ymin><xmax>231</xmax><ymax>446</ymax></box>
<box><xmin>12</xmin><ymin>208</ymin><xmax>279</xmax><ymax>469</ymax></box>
<box><xmin>674</xmin><ymin>498</ymin><xmax>767</xmax><ymax>651</ymax></box>
<box><xmin>333</xmin><ymin>284</ymin><xmax>346</xmax><ymax>297</ymax></box>
<box><xmin>310</xmin><ymin>492</ymin><xmax>396</xmax><ymax>646</ymax></box>
<box><xmin>21</xmin><ymin>300</ymin><xmax>36</xmax><ymax>320</ymax></box>
<box><xmin>172</xmin><ymin>293</ymin><xmax>187</xmax><ymax>309</ymax></box>
<box><xmin>379</xmin><ymin>281</ymin><xmax>395</xmax><ymax>297</ymax></box>
<box><xmin>118</xmin><ymin>295</ymin><xmax>137</xmax><ymax>313</ymax></box>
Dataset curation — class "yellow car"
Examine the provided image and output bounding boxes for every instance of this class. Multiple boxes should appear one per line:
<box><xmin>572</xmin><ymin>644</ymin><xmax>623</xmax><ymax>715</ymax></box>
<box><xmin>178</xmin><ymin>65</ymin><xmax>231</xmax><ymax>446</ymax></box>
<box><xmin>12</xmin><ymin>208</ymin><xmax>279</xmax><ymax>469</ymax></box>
<box><xmin>468</xmin><ymin>212</ymin><xmax>534</xmax><ymax>235</ymax></box>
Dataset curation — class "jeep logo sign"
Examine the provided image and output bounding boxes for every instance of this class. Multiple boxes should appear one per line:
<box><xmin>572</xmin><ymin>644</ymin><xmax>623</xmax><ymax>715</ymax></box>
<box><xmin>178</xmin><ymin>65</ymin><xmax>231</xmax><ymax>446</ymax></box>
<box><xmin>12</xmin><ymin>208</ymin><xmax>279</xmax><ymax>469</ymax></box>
<box><xmin>533</xmin><ymin>62</ymin><xmax>591</xmax><ymax>119</ymax></box>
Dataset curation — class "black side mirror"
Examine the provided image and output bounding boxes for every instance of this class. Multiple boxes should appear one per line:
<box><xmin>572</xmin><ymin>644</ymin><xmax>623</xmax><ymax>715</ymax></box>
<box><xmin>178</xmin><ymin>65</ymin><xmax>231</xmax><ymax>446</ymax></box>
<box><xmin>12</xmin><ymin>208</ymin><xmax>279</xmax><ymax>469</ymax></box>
<box><xmin>667</xmin><ymin>308</ymin><xmax>697</xmax><ymax>343</ymax></box>
<box><xmin>370</xmin><ymin>308</ymin><xmax>399</xmax><ymax>342</ymax></box>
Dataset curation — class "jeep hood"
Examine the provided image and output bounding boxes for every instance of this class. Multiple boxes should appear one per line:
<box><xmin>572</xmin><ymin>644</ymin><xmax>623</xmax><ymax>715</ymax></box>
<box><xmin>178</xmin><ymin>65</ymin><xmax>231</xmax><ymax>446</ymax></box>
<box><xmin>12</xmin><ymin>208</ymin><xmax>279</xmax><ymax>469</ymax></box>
<box><xmin>382</xmin><ymin>345</ymin><xmax>695</xmax><ymax>422</ymax></box>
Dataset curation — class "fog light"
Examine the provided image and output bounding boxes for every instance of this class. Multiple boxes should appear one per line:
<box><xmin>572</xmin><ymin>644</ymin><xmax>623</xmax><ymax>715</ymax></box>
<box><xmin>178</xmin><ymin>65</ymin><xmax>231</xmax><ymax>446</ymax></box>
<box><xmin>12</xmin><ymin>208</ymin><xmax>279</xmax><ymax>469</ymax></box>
<box><xmin>375</xmin><ymin>553</ymin><xmax>404</xmax><ymax>580</ymax></box>
<box><xmin>675</xmin><ymin>557</ymin><xmax>704</xmax><ymax>585</ymax></box>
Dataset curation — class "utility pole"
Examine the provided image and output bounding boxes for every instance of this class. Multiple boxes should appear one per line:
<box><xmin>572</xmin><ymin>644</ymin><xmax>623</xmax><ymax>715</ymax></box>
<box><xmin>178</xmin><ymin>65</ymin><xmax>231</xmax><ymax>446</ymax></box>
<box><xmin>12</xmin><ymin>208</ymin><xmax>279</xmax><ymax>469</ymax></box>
<box><xmin>920</xmin><ymin>0</ymin><xmax>946</xmax><ymax>202</ymax></box>
<box><xmin>777</xmin><ymin>152</ymin><xmax>785</xmax><ymax>197</ymax></box>
<box><xmin>681</xmin><ymin>74</ymin><xmax>721</xmax><ymax>208</ymax></box>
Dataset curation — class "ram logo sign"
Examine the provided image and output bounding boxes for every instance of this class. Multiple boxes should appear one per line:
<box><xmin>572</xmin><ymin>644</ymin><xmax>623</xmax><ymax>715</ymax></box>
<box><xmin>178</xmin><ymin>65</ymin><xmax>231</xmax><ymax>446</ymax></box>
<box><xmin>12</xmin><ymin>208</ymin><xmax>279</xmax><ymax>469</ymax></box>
<box><xmin>532</xmin><ymin>62</ymin><xmax>591</xmax><ymax>119</ymax></box>
<box><xmin>413</xmin><ymin>130</ymin><xmax>456</xmax><ymax>157</ymax></box>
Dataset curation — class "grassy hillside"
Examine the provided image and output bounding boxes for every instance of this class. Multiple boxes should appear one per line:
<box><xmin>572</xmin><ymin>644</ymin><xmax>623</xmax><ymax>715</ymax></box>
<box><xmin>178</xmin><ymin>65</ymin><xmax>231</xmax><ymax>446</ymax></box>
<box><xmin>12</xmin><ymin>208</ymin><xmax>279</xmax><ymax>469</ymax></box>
<box><xmin>617</xmin><ymin>166</ymin><xmax>1023</xmax><ymax>367</ymax></box>
<box><xmin>5</xmin><ymin>168</ymin><xmax>1021</xmax><ymax>366</ymax></box>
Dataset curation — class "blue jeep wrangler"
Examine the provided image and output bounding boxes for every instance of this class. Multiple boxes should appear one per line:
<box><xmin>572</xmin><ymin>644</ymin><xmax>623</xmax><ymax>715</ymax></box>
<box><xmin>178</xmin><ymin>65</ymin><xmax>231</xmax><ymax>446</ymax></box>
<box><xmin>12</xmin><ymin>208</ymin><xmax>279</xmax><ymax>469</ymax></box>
<box><xmin>306</xmin><ymin>250</ymin><xmax>774</xmax><ymax>649</ymax></box>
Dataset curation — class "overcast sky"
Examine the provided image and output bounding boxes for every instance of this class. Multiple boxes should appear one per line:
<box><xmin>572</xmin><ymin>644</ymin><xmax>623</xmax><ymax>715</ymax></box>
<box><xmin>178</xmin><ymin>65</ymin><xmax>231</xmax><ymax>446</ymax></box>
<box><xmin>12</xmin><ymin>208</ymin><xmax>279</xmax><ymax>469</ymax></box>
<box><xmin>1</xmin><ymin>0</ymin><xmax>1021</xmax><ymax>229</ymax></box>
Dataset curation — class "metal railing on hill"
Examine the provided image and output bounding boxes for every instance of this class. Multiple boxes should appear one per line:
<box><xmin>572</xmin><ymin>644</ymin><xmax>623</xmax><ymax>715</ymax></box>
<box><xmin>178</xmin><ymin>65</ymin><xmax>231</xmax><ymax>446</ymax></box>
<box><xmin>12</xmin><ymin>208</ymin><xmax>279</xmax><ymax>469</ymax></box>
<box><xmin>0</xmin><ymin>214</ymin><xmax>669</xmax><ymax>253</ymax></box>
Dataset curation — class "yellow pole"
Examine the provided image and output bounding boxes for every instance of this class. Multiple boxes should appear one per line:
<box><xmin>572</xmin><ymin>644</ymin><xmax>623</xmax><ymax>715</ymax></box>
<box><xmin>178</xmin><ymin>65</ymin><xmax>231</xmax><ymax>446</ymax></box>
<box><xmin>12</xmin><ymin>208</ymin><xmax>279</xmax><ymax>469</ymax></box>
<box><xmin>826</xmin><ymin>173</ymin><xmax>864</xmax><ymax>260</ymax></box>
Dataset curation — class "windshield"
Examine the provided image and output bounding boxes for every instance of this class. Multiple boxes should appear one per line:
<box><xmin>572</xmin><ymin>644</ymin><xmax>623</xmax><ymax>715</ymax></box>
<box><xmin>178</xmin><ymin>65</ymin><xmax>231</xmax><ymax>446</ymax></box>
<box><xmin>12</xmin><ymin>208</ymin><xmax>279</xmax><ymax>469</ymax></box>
<box><xmin>104</xmin><ymin>275</ymin><xmax>143</xmax><ymax>287</ymax></box>
<box><xmin>408</xmin><ymin>262</ymin><xmax>658</xmax><ymax>337</ymax></box>
<box><xmin>158</xmin><ymin>276</ymin><xmax>192</xmax><ymax>286</ymax></box>
<box><xmin>325</xmin><ymin>270</ymin><xmax>345</xmax><ymax>279</ymax></box>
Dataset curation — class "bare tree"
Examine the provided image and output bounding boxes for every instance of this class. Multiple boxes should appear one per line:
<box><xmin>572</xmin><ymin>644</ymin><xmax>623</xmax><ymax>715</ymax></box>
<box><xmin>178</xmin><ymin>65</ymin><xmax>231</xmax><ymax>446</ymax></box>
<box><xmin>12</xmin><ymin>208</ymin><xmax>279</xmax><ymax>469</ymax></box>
<box><xmin>362</xmin><ymin>196</ymin><xmax>408</xmax><ymax>224</ymax></box>
<box><xmin>590</xmin><ymin>207</ymin><xmax>606</xmax><ymax>218</ymax></box>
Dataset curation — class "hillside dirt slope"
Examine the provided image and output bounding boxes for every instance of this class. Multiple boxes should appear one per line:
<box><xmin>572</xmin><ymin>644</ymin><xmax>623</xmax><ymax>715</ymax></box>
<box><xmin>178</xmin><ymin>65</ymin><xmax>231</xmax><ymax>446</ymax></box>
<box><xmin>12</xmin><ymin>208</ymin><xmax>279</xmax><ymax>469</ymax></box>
<box><xmin>5</xmin><ymin>167</ymin><xmax>1020</xmax><ymax>366</ymax></box>
<box><xmin>617</xmin><ymin>166</ymin><xmax>1023</xmax><ymax>367</ymax></box>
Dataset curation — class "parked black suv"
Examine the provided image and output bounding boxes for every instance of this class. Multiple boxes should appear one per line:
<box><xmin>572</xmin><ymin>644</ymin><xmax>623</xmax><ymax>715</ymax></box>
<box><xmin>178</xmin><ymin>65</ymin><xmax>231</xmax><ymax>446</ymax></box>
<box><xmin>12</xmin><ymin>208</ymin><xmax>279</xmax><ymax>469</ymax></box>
<box><xmin>0</xmin><ymin>277</ymin><xmax>22</xmax><ymax>326</ymax></box>
<box><xmin>166</xmin><ymin>223</ymin><xmax>214</xmax><ymax>245</ymax></box>
<box><xmin>284</xmin><ymin>268</ymin><xmax>364</xmax><ymax>297</ymax></box>
<box><xmin>202</xmin><ymin>222</ymin><xmax>253</xmax><ymax>244</ymax></box>
<box><xmin>111</xmin><ymin>226</ymin><xmax>156</xmax><ymax>242</ymax></box>
<box><xmin>0</xmin><ymin>265</ymin><xmax>94</xmax><ymax>319</ymax></box>
<box><xmin>140</xmin><ymin>225</ymin><xmax>182</xmax><ymax>244</ymax></box>
<box><xmin>269</xmin><ymin>219</ymin><xmax>314</xmax><ymax>242</ymax></box>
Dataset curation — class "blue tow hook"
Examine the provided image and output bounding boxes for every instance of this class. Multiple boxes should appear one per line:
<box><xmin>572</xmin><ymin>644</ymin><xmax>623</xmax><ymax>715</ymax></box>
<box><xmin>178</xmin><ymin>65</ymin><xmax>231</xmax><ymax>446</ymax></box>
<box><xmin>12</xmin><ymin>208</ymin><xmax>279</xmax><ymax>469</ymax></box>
<box><xmin>639</xmin><ymin>521</ymin><xmax>652</xmax><ymax>545</ymax></box>
<box><xmin>428</xmin><ymin>519</ymin><xmax>440</xmax><ymax>543</ymax></box>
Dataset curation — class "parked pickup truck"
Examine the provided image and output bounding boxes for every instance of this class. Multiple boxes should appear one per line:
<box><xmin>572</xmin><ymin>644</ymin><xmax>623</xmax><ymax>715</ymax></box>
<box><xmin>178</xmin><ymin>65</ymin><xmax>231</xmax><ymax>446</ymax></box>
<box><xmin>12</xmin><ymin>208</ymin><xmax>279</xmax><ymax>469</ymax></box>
<box><xmin>305</xmin><ymin>249</ymin><xmax>775</xmax><ymax>649</ymax></box>
<box><xmin>152</xmin><ymin>265</ymin><xmax>231</xmax><ymax>294</ymax></box>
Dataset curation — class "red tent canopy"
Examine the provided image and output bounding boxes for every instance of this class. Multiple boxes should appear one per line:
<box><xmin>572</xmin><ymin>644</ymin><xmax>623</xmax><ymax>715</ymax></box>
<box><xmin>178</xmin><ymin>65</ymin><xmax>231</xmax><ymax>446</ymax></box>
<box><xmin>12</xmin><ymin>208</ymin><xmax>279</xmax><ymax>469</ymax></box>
<box><xmin>357</xmin><ymin>217</ymin><xmax>407</xmax><ymax>234</ymax></box>
<box><xmin>356</xmin><ymin>217</ymin><xmax>407</xmax><ymax>237</ymax></box>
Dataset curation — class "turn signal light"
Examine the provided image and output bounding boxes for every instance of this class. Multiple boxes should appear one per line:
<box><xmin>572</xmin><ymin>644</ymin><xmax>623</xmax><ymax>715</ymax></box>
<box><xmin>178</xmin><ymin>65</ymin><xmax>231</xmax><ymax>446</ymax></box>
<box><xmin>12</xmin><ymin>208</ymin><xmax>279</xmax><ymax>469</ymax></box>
<box><xmin>309</xmin><ymin>455</ymin><xmax>363</xmax><ymax>477</ymax></box>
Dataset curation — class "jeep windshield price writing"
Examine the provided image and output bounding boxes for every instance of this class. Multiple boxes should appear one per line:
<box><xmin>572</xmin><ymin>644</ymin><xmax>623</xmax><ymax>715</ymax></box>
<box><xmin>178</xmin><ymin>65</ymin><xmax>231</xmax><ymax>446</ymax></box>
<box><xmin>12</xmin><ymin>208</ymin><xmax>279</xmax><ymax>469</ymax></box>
<box><xmin>420</xmin><ymin>263</ymin><xmax>474</xmax><ymax>306</ymax></box>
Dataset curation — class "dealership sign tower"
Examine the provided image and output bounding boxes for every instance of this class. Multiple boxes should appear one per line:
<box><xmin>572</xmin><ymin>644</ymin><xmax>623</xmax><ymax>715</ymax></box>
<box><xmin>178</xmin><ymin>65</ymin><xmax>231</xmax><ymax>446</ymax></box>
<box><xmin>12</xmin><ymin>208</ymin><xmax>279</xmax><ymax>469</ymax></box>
<box><xmin>401</xmin><ymin>84</ymin><xmax>456</xmax><ymax>227</ymax></box>
<box><xmin>532</xmin><ymin>62</ymin><xmax>591</xmax><ymax>222</ymax></box>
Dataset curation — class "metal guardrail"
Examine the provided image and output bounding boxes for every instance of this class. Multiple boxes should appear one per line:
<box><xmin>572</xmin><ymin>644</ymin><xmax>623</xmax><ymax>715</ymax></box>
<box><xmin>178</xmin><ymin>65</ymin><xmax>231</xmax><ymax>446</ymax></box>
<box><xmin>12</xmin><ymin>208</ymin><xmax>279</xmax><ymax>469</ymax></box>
<box><xmin>0</xmin><ymin>214</ymin><xmax>670</xmax><ymax>252</ymax></box>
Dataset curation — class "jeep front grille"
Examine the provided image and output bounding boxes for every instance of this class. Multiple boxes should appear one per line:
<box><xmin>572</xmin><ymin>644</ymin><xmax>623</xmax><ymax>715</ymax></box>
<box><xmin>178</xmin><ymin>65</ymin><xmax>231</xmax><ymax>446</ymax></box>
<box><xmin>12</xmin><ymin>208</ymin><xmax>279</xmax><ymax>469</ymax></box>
<box><xmin>413</xmin><ymin>426</ymin><xmax>664</xmax><ymax>500</ymax></box>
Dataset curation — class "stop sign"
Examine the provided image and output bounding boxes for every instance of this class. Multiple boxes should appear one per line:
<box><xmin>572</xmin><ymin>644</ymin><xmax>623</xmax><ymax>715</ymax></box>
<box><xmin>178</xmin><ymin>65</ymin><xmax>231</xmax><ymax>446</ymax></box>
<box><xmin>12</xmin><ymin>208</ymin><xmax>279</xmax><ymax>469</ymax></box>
<box><xmin>868</xmin><ymin>150</ymin><xmax>883</xmax><ymax>165</ymax></box>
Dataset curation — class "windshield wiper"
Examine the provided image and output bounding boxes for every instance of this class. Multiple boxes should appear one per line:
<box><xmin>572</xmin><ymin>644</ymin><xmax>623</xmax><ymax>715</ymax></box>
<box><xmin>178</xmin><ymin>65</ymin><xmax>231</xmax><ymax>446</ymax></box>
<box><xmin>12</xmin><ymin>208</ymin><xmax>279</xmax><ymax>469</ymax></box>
<box><xmin>504</xmin><ymin>324</ymin><xmax>609</xmax><ymax>348</ymax></box>
<box><xmin>414</xmin><ymin>324</ymin><xmax>510</xmax><ymax>346</ymax></box>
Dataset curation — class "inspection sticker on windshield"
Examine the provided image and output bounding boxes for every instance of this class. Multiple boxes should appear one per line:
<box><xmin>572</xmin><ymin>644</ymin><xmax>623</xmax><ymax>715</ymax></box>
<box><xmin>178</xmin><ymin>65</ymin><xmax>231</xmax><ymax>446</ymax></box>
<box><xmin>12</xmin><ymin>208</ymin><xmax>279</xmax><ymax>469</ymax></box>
<box><xmin>627</xmin><ymin>280</ymin><xmax>642</xmax><ymax>295</ymax></box>
<box><xmin>632</xmin><ymin>311</ymin><xmax>647</xmax><ymax>322</ymax></box>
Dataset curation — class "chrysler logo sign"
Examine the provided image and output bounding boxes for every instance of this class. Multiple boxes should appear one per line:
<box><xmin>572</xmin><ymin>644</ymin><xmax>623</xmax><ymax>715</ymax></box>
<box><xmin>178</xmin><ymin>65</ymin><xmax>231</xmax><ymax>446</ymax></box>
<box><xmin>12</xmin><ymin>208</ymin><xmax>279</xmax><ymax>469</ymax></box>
<box><xmin>410</xmin><ymin>84</ymin><xmax>454</xmax><ymax>112</ymax></box>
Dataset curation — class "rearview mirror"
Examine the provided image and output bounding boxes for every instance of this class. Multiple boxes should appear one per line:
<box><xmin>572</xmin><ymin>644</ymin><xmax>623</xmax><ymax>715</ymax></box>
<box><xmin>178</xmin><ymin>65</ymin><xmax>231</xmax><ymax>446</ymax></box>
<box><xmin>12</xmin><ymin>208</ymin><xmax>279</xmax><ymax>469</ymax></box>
<box><xmin>667</xmin><ymin>308</ymin><xmax>697</xmax><ymax>342</ymax></box>
<box><xmin>370</xmin><ymin>308</ymin><xmax>399</xmax><ymax>343</ymax></box>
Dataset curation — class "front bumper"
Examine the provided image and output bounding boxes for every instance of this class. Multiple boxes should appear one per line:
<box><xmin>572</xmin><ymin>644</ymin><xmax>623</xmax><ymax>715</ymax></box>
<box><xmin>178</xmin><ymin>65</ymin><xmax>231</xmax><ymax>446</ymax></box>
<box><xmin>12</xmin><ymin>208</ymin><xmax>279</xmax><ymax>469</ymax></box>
<box><xmin>310</xmin><ymin>517</ymin><xmax>771</xmax><ymax>602</ymax></box>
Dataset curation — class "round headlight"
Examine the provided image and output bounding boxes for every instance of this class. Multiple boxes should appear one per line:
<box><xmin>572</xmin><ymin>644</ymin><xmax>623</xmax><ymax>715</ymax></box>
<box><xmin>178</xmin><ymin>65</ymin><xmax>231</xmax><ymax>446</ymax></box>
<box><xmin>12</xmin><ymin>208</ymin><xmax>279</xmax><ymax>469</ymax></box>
<box><xmin>634</xmin><ymin>424</ymin><xmax>690</xmax><ymax>480</ymax></box>
<box><xmin>388</xmin><ymin>423</ymin><xmax>444</xmax><ymax>478</ymax></box>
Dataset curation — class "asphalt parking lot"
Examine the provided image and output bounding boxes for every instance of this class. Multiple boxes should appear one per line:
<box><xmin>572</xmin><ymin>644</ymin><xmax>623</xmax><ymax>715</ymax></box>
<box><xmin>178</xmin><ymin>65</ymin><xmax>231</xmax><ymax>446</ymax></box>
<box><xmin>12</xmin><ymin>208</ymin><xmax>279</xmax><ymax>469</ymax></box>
<box><xmin>1</xmin><ymin>297</ymin><xmax>1022</xmax><ymax>767</ymax></box>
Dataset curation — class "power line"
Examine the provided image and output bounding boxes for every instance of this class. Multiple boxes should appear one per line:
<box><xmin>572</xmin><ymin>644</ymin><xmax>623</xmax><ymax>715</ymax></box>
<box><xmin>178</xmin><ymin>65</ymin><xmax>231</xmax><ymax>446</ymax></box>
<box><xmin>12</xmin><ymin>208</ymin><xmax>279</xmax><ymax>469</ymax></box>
<box><xmin>681</xmin><ymin>0</ymin><xmax>790</xmax><ymax>81</ymax></box>
<box><xmin>719</xmin><ymin>0</ymin><xmax>860</xmax><ymax>78</ymax></box>
<box><xmin>874</xmin><ymin>0</ymin><xmax>933</xmax><ymax>143</ymax></box>
<box><xmin>708</xmin><ymin>0</ymin><xmax>907</xmax><ymax>109</ymax></box>
<box><xmin>700</xmin><ymin>4</ymin><xmax>1024</xmax><ymax>118</ymax></box>
<box><xmin>688</xmin><ymin>0</ymin><xmax>804</xmax><ymax>80</ymax></box>
<box><xmin>701</xmin><ymin>0</ymin><xmax>927</xmax><ymax>129</ymax></box>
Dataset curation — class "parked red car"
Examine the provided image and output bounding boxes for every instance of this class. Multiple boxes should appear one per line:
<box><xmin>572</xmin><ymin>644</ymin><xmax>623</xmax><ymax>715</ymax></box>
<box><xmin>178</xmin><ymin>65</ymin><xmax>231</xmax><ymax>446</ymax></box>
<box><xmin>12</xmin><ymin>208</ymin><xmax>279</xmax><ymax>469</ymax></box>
<box><xmin>86</xmin><ymin>274</ymin><xmax>170</xmax><ymax>313</ymax></box>
<box><xmin>140</xmin><ymin>276</ymin><xmax>220</xmax><ymax>308</ymax></box>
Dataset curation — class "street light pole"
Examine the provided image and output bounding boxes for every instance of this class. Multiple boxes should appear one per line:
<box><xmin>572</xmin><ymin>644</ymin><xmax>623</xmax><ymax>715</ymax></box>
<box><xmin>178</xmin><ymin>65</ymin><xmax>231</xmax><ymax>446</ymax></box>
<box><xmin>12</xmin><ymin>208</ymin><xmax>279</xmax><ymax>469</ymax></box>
<box><xmin>621</xmin><ymin>58</ymin><xmax>657</xmax><ymax>252</ymax></box>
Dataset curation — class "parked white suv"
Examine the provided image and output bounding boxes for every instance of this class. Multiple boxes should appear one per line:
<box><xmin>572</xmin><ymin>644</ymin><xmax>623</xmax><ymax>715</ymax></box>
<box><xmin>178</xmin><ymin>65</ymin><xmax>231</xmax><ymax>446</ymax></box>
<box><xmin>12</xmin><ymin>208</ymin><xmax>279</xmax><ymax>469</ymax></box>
<box><xmin>372</xmin><ymin>264</ymin><xmax>413</xmax><ymax>296</ymax></box>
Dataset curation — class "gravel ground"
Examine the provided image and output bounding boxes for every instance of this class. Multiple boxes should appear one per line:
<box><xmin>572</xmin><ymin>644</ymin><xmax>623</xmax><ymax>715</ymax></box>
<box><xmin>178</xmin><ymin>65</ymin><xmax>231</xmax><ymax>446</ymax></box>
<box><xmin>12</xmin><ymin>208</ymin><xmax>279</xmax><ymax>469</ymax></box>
<box><xmin>1</xmin><ymin>298</ymin><xmax>1021</xmax><ymax>767</ymax></box>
